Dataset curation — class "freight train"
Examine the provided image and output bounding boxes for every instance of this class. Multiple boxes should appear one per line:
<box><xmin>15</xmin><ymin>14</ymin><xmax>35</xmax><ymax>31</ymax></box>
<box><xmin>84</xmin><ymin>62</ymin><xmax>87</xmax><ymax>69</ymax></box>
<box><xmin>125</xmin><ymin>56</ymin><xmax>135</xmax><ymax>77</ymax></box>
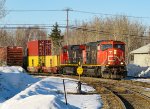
<box><xmin>27</xmin><ymin>40</ymin><xmax>127</xmax><ymax>79</ymax></box>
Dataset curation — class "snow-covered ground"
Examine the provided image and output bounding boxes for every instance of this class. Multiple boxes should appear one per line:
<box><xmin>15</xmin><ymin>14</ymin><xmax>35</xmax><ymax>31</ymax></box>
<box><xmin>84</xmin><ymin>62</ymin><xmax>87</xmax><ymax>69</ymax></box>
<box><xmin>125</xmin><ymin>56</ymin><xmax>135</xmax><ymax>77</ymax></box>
<box><xmin>131</xmin><ymin>78</ymin><xmax>150</xmax><ymax>83</ymax></box>
<box><xmin>0</xmin><ymin>66</ymin><xmax>39</xmax><ymax>103</ymax></box>
<box><xmin>127</xmin><ymin>64</ymin><xmax>150</xmax><ymax>77</ymax></box>
<box><xmin>0</xmin><ymin>66</ymin><xmax>102</xmax><ymax>109</ymax></box>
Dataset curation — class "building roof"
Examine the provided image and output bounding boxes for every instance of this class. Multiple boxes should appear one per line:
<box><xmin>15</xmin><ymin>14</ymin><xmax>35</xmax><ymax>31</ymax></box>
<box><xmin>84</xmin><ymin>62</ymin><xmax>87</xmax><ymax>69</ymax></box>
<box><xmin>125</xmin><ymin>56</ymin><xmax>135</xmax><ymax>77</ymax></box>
<box><xmin>130</xmin><ymin>43</ymin><xmax>150</xmax><ymax>54</ymax></box>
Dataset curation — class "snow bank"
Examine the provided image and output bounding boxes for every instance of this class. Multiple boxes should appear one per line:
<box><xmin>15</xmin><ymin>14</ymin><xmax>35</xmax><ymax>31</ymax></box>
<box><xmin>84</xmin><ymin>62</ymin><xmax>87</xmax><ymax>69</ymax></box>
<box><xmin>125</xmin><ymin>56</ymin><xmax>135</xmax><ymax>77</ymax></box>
<box><xmin>1</xmin><ymin>95</ymin><xmax>68</xmax><ymax>109</ymax></box>
<box><xmin>127</xmin><ymin>64</ymin><xmax>150</xmax><ymax>77</ymax></box>
<box><xmin>0</xmin><ymin>66</ymin><xmax>39</xmax><ymax>101</ymax></box>
<box><xmin>1</xmin><ymin>77</ymin><xmax>102</xmax><ymax>109</ymax></box>
<box><xmin>0</xmin><ymin>67</ymin><xmax>102</xmax><ymax>109</ymax></box>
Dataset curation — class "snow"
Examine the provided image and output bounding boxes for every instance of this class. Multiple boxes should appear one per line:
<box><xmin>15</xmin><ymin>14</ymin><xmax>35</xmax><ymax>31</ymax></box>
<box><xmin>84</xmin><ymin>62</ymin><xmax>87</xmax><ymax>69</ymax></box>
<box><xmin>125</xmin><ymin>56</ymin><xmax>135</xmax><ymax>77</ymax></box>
<box><xmin>0</xmin><ymin>66</ymin><xmax>39</xmax><ymax>102</ymax></box>
<box><xmin>127</xmin><ymin>64</ymin><xmax>150</xmax><ymax>77</ymax></box>
<box><xmin>0</xmin><ymin>66</ymin><xmax>102</xmax><ymax>109</ymax></box>
<box><xmin>131</xmin><ymin>79</ymin><xmax>150</xmax><ymax>83</ymax></box>
<box><xmin>1</xmin><ymin>95</ymin><xmax>61</xmax><ymax>109</ymax></box>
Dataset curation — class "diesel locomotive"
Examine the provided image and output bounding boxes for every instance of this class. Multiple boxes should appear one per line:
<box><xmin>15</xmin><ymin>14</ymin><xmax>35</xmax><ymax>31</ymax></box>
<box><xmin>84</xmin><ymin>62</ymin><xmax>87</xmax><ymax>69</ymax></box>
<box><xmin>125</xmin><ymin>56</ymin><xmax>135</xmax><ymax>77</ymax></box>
<box><xmin>60</xmin><ymin>40</ymin><xmax>127</xmax><ymax>79</ymax></box>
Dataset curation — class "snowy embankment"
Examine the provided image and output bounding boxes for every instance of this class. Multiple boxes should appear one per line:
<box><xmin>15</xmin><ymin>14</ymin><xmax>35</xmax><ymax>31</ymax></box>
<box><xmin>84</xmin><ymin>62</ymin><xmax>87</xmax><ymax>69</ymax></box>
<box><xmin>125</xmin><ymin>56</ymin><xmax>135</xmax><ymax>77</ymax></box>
<box><xmin>0</xmin><ymin>66</ymin><xmax>102</xmax><ymax>109</ymax></box>
<box><xmin>0</xmin><ymin>66</ymin><xmax>39</xmax><ymax>102</ymax></box>
<box><xmin>127</xmin><ymin>64</ymin><xmax>150</xmax><ymax>77</ymax></box>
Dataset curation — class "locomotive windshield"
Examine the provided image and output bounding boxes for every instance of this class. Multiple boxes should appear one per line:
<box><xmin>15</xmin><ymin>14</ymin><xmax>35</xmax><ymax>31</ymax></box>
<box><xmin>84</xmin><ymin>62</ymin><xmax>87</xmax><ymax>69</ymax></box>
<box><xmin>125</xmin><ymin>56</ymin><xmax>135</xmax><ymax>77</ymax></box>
<box><xmin>101</xmin><ymin>44</ymin><xmax>112</xmax><ymax>51</ymax></box>
<box><xmin>114</xmin><ymin>44</ymin><xmax>125</xmax><ymax>51</ymax></box>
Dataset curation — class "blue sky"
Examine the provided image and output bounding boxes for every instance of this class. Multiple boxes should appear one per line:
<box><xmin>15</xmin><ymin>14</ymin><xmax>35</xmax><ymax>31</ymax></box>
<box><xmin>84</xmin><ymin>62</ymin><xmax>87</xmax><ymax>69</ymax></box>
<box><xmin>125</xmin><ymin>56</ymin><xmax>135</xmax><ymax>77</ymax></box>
<box><xmin>1</xmin><ymin>0</ymin><xmax>150</xmax><ymax>27</ymax></box>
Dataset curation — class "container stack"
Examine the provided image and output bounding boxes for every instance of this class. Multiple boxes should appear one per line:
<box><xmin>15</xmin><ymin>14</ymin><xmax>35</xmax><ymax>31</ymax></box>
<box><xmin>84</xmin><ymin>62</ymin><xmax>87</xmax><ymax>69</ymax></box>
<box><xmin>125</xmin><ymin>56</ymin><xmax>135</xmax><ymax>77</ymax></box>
<box><xmin>27</xmin><ymin>40</ymin><xmax>59</xmax><ymax>73</ymax></box>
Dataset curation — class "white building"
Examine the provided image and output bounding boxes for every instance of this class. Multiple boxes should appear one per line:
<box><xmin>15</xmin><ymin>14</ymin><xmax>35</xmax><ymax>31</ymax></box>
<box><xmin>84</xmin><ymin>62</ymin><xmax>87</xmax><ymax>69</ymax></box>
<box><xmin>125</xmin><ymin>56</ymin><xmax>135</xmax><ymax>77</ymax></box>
<box><xmin>130</xmin><ymin>43</ymin><xmax>150</xmax><ymax>67</ymax></box>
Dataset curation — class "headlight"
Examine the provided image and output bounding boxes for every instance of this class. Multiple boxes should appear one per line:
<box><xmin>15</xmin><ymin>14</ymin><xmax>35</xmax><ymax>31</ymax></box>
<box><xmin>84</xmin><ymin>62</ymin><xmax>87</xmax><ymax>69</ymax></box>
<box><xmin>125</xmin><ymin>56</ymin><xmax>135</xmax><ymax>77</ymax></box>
<box><xmin>120</xmin><ymin>62</ymin><xmax>124</xmax><ymax>65</ymax></box>
<box><xmin>114</xmin><ymin>50</ymin><xmax>117</xmax><ymax>54</ymax></box>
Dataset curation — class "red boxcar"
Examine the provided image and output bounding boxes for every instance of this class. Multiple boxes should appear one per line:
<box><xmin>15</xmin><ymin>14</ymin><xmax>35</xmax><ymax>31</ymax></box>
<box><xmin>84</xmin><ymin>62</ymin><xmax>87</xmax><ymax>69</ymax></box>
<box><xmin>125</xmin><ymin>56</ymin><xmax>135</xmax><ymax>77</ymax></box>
<box><xmin>0</xmin><ymin>46</ymin><xmax>23</xmax><ymax>66</ymax></box>
<box><xmin>27</xmin><ymin>40</ymin><xmax>51</xmax><ymax>56</ymax></box>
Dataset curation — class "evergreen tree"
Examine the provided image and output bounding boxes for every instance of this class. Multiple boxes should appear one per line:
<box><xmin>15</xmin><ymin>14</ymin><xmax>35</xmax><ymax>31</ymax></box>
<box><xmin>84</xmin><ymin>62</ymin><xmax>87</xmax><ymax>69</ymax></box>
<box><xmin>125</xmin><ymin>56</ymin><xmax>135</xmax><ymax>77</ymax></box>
<box><xmin>49</xmin><ymin>22</ymin><xmax>63</xmax><ymax>55</ymax></box>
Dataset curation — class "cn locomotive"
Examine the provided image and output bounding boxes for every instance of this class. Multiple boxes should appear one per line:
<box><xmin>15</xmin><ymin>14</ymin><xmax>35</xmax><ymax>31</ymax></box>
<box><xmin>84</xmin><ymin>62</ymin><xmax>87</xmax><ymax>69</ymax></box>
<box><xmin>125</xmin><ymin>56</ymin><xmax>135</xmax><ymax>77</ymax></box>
<box><xmin>60</xmin><ymin>40</ymin><xmax>127</xmax><ymax>79</ymax></box>
<box><xmin>27</xmin><ymin>40</ymin><xmax>127</xmax><ymax>79</ymax></box>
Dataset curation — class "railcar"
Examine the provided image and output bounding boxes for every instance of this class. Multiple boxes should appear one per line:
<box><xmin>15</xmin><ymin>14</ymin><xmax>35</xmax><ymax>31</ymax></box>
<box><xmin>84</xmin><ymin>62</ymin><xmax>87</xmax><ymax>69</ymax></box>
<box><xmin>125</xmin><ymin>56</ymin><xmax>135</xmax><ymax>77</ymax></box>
<box><xmin>60</xmin><ymin>40</ymin><xmax>127</xmax><ymax>79</ymax></box>
<box><xmin>0</xmin><ymin>46</ymin><xmax>23</xmax><ymax>66</ymax></box>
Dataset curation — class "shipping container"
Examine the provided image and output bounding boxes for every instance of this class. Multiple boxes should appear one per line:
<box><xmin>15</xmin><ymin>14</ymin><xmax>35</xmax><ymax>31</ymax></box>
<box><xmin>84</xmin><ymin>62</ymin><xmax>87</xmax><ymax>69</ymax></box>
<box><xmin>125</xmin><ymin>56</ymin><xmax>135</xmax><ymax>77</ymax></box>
<box><xmin>28</xmin><ymin>56</ymin><xmax>46</xmax><ymax>72</ymax></box>
<box><xmin>27</xmin><ymin>55</ymin><xmax>60</xmax><ymax>73</ymax></box>
<box><xmin>0</xmin><ymin>46</ymin><xmax>23</xmax><ymax>66</ymax></box>
<box><xmin>45</xmin><ymin>55</ymin><xmax>60</xmax><ymax>67</ymax></box>
<box><xmin>28</xmin><ymin>56</ymin><xmax>39</xmax><ymax>67</ymax></box>
<box><xmin>43</xmin><ymin>55</ymin><xmax>60</xmax><ymax>73</ymax></box>
<box><xmin>28</xmin><ymin>56</ymin><xmax>45</xmax><ymax>67</ymax></box>
<box><xmin>27</xmin><ymin>40</ymin><xmax>51</xmax><ymax>56</ymax></box>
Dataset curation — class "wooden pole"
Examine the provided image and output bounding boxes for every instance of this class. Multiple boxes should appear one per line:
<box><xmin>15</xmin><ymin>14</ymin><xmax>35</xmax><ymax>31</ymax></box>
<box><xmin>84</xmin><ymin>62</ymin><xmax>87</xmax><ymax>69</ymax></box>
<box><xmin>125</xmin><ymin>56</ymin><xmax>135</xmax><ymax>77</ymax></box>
<box><xmin>63</xmin><ymin>79</ymin><xmax>67</xmax><ymax>105</ymax></box>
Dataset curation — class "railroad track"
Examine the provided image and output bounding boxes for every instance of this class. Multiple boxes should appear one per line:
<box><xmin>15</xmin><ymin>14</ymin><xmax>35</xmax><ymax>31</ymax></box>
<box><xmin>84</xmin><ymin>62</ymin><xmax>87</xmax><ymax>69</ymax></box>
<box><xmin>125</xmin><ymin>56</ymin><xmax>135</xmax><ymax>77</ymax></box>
<box><xmin>102</xmin><ymin>82</ymin><xmax>150</xmax><ymax>109</ymax></box>
<box><xmin>92</xmin><ymin>82</ymin><xmax>126</xmax><ymax>109</ymax></box>
<box><xmin>67</xmin><ymin>76</ymin><xmax>150</xmax><ymax>109</ymax></box>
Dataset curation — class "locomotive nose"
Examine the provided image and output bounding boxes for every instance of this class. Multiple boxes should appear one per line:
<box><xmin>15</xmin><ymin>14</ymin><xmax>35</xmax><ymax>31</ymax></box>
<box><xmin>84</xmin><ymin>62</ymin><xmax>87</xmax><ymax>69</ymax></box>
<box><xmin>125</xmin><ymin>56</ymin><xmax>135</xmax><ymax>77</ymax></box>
<box><xmin>107</xmin><ymin>50</ymin><xmax>115</xmax><ymax>65</ymax></box>
<box><xmin>107</xmin><ymin>49</ymin><xmax>124</xmax><ymax>65</ymax></box>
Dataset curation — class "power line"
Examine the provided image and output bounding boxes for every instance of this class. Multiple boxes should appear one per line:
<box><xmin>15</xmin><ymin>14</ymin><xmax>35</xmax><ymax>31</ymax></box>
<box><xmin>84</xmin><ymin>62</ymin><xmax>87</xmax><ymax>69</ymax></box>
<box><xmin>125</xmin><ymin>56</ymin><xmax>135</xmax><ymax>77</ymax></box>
<box><xmin>73</xmin><ymin>10</ymin><xmax>150</xmax><ymax>19</ymax></box>
<box><xmin>69</xmin><ymin>26</ymin><xmax>150</xmax><ymax>38</ymax></box>
<box><xmin>0</xmin><ymin>23</ymin><xmax>67</xmax><ymax>26</ymax></box>
<box><xmin>0</xmin><ymin>24</ymin><xmax>149</xmax><ymax>38</ymax></box>
<box><xmin>6</xmin><ymin>9</ymin><xmax>150</xmax><ymax>19</ymax></box>
<box><xmin>7</xmin><ymin>9</ymin><xmax>64</xmax><ymax>12</ymax></box>
<box><xmin>0</xmin><ymin>24</ymin><xmax>69</xmax><ymax>30</ymax></box>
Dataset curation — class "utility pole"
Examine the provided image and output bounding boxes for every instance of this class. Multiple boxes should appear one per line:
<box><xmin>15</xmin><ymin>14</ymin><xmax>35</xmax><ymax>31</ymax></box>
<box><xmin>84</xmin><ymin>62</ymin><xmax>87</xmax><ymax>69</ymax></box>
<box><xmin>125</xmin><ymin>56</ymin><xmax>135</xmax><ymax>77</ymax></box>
<box><xmin>64</xmin><ymin>8</ymin><xmax>72</xmax><ymax>45</ymax></box>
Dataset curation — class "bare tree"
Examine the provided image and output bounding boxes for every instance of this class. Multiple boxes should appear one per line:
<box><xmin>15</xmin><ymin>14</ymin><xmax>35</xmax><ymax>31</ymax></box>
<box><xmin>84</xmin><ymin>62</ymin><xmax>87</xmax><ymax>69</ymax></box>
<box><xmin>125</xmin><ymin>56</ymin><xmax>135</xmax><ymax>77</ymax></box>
<box><xmin>14</xmin><ymin>26</ymin><xmax>47</xmax><ymax>55</ymax></box>
<box><xmin>0</xmin><ymin>0</ymin><xmax>6</xmax><ymax>19</ymax></box>
<box><xmin>0</xmin><ymin>0</ymin><xmax>8</xmax><ymax>47</ymax></box>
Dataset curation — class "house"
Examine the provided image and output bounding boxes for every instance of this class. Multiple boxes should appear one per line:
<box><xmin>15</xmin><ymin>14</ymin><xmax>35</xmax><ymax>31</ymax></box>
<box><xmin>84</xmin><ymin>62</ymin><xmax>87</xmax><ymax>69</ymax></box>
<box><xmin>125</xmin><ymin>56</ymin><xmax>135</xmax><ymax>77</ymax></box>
<box><xmin>130</xmin><ymin>43</ymin><xmax>150</xmax><ymax>66</ymax></box>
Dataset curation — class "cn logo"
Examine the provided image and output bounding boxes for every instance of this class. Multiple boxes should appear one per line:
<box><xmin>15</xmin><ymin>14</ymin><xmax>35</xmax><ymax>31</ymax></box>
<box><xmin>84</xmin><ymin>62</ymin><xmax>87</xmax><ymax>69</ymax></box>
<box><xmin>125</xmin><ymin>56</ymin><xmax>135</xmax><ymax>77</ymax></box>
<box><xmin>109</xmin><ymin>51</ymin><xmax>112</xmax><ymax>54</ymax></box>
